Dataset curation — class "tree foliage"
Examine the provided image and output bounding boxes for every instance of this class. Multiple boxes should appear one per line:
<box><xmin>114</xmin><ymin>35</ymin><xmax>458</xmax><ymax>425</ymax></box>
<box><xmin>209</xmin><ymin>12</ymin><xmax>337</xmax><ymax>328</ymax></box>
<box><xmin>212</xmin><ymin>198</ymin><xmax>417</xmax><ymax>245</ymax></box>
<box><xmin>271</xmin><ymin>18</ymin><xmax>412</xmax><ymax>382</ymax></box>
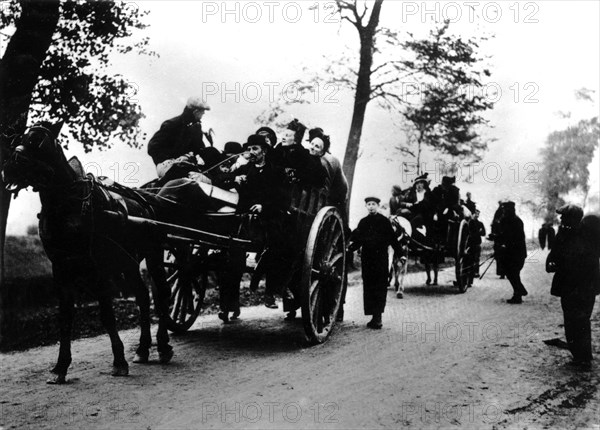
<box><xmin>539</xmin><ymin>117</ymin><xmax>600</xmax><ymax>217</ymax></box>
<box><xmin>257</xmin><ymin>3</ymin><xmax>493</xmax><ymax>194</ymax></box>
<box><xmin>386</xmin><ymin>21</ymin><xmax>494</xmax><ymax>166</ymax></box>
<box><xmin>1</xmin><ymin>0</ymin><xmax>153</xmax><ymax>151</ymax></box>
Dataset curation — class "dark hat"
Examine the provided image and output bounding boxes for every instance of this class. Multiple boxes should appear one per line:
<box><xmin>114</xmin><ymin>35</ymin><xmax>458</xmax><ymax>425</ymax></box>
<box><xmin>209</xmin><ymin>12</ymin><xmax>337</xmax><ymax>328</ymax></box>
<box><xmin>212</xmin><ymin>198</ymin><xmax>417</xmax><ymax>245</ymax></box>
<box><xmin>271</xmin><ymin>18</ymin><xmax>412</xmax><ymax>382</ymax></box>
<box><xmin>392</xmin><ymin>185</ymin><xmax>403</xmax><ymax>195</ymax></box>
<box><xmin>442</xmin><ymin>175</ymin><xmax>456</xmax><ymax>186</ymax></box>
<box><xmin>287</xmin><ymin>119</ymin><xmax>307</xmax><ymax>145</ymax></box>
<box><xmin>256</xmin><ymin>127</ymin><xmax>277</xmax><ymax>147</ymax></box>
<box><xmin>223</xmin><ymin>141</ymin><xmax>243</xmax><ymax>155</ymax></box>
<box><xmin>556</xmin><ymin>204</ymin><xmax>584</xmax><ymax>226</ymax></box>
<box><xmin>308</xmin><ymin>127</ymin><xmax>324</xmax><ymax>142</ymax></box>
<box><xmin>244</xmin><ymin>134</ymin><xmax>270</xmax><ymax>149</ymax></box>
<box><xmin>365</xmin><ymin>196</ymin><xmax>381</xmax><ymax>204</ymax></box>
<box><xmin>413</xmin><ymin>173</ymin><xmax>430</xmax><ymax>186</ymax></box>
<box><xmin>502</xmin><ymin>200</ymin><xmax>516</xmax><ymax>208</ymax></box>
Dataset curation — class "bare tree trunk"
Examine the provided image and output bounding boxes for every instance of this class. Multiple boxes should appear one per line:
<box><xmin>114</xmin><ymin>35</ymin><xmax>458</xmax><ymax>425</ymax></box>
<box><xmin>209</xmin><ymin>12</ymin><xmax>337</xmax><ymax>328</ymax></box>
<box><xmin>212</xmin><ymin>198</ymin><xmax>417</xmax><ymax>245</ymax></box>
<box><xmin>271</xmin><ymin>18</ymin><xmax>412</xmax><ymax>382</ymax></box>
<box><xmin>416</xmin><ymin>130</ymin><xmax>424</xmax><ymax>175</ymax></box>
<box><xmin>0</xmin><ymin>0</ymin><xmax>60</xmax><ymax>345</ymax></box>
<box><xmin>341</xmin><ymin>0</ymin><xmax>384</xmax><ymax>212</ymax></box>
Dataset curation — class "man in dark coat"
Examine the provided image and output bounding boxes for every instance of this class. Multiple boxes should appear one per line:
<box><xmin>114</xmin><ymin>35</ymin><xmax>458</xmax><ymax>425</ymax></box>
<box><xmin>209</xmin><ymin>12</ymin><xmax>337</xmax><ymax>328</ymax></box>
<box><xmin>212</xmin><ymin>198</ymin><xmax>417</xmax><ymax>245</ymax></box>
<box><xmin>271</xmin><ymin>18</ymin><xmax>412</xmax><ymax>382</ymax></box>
<box><xmin>465</xmin><ymin>192</ymin><xmax>477</xmax><ymax>214</ymax></box>
<box><xmin>469</xmin><ymin>209</ymin><xmax>486</xmax><ymax>277</ymax></box>
<box><xmin>498</xmin><ymin>201</ymin><xmax>528</xmax><ymax>303</ymax></box>
<box><xmin>538</xmin><ymin>222</ymin><xmax>556</xmax><ymax>250</ymax></box>
<box><xmin>349</xmin><ymin>197</ymin><xmax>399</xmax><ymax>329</ymax></box>
<box><xmin>490</xmin><ymin>201</ymin><xmax>506</xmax><ymax>278</ymax></box>
<box><xmin>430</xmin><ymin>175</ymin><xmax>461</xmax><ymax>245</ymax></box>
<box><xmin>546</xmin><ymin>205</ymin><xmax>600</xmax><ymax>370</ymax></box>
<box><xmin>389</xmin><ymin>185</ymin><xmax>405</xmax><ymax>216</ymax></box>
<box><xmin>235</xmin><ymin>134</ymin><xmax>293</xmax><ymax>310</ymax></box>
<box><xmin>147</xmin><ymin>97</ymin><xmax>213</xmax><ymax>179</ymax></box>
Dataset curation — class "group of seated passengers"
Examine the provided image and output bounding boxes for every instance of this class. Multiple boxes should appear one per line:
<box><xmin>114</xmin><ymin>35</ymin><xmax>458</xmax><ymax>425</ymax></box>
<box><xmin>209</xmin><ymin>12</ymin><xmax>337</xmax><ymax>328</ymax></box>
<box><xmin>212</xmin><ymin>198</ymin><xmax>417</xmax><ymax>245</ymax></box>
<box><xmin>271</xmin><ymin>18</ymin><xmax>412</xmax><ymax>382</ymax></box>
<box><xmin>147</xmin><ymin>97</ymin><xmax>341</xmax><ymax>213</ymax></box>
<box><xmin>389</xmin><ymin>173</ymin><xmax>466</xmax><ymax>242</ymax></box>
<box><xmin>146</xmin><ymin>97</ymin><xmax>349</xmax><ymax>321</ymax></box>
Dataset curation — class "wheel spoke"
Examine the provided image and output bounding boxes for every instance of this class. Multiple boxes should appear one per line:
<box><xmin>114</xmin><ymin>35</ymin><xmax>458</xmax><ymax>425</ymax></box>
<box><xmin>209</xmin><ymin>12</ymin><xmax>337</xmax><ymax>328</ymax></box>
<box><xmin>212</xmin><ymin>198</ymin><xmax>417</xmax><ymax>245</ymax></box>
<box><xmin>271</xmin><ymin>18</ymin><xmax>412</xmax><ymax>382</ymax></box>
<box><xmin>325</xmin><ymin>230</ymin><xmax>342</xmax><ymax>262</ymax></box>
<box><xmin>179</xmin><ymin>283</ymin><xmax>189</xmax><ymax>324</ymax></box>
<box><xmin>171</xmin><ymin>282</ymin><xmax>183</xmax><ymax>320</ymax></box>
<box><xmin>309</xmin><ymin>279</ymin><xmax>320</xmax><ymax>308</ymax></box>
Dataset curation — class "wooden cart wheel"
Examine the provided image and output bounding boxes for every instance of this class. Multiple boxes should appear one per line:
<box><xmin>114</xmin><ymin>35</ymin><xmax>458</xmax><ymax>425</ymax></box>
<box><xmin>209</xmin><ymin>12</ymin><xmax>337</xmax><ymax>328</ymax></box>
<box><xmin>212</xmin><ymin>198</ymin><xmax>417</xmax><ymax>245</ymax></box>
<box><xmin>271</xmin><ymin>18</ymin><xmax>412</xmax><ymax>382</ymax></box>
<box><xmin>455</xmin><ymin>219</ymin><xmax>473</xmax><ymax>293</ymax></box>
<box><xmin>301</xmin><ymin>207</ymin><xmax>347</xmax><ymax>344</ymax></box>
<box><xmin>160</xmin><ymin>245</ymin><xmax>208</xmax><ymax>333</ymax></box>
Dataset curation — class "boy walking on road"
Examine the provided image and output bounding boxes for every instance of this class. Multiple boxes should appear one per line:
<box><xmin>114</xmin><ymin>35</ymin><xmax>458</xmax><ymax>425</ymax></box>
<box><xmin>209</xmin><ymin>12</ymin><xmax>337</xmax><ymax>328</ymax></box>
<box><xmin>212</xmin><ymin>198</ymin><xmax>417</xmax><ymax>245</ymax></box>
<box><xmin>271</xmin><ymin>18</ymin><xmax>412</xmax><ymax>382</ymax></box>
<box><xmin>349</xmin><ymin>197</ymin><xmax>399</xmax><ymax>329</ymax></box>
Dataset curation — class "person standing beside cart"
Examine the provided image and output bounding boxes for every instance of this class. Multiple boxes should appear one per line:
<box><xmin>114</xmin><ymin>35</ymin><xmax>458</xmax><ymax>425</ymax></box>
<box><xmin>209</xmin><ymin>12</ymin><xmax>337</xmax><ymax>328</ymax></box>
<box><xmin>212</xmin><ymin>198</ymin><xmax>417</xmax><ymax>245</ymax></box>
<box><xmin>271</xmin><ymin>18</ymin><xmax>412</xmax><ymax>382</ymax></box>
<box><xmin>498</xmin><ymin>201</ymin><xmax>528</xmax><ymax>304</ymax></box>
<box><xmin>469</xmin><ymin>209</ymin><xmax>486</xmax><ymax>278</ymax></box>
<box><xmin>490</xmin><ymin>200</ymin><xmax>506</xmax><ymax>279</ymax></box>
<box><xmin>546</xmin><ymin>205</ymin><xmax>600</xmax><ymax>370</ymax></box>
<box><xmin>348</xmin><ymin>197</ymin><xmax>400</xmax><ymax>329</ymax></box>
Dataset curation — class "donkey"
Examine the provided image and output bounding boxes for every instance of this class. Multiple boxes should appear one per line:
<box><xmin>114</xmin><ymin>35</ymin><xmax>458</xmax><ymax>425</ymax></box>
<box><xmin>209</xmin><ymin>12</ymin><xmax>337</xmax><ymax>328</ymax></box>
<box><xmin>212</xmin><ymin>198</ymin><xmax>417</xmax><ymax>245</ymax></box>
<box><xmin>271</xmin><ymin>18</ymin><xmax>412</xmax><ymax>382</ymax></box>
<box><xmin>2</xmin><ymin>125</ymin><xmax>173</xmax><ymax>384</ymax></box>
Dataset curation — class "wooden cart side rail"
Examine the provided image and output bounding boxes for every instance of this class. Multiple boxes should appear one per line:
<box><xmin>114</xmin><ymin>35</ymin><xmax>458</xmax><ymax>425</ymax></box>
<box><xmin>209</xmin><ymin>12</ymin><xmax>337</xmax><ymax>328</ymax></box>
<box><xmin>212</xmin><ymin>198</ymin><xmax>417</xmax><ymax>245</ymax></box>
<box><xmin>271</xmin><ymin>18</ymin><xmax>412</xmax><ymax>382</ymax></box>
<box><xmin>289</xmin><ymin>186</ymin><xmax>328</xmax><ymax>243</ymax></box>
<box><xmin>101</xmin><ymin>210</ymin><xmax>254</xmax><ymax>249</ymax></box>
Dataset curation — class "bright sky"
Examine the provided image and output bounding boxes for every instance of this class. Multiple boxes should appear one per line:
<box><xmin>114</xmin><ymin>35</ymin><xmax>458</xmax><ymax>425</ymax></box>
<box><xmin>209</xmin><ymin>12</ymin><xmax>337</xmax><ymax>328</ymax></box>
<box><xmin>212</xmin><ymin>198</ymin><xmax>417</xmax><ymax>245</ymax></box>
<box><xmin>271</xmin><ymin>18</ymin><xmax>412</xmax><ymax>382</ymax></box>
<box><xmin>6</xmin><ymin>0</ymin><xmax>600</xmax><ymax>236</ymax></box>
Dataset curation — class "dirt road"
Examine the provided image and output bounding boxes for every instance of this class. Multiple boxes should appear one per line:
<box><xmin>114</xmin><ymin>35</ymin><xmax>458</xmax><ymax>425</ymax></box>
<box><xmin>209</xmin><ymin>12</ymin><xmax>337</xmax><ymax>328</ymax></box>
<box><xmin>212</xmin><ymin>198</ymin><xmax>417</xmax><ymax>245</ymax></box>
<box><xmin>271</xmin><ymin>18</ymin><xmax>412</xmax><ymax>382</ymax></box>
<box><xmin>1</xmin><ymin>248</ymin><xmax>599</xmax><ymax>429</ymax></box>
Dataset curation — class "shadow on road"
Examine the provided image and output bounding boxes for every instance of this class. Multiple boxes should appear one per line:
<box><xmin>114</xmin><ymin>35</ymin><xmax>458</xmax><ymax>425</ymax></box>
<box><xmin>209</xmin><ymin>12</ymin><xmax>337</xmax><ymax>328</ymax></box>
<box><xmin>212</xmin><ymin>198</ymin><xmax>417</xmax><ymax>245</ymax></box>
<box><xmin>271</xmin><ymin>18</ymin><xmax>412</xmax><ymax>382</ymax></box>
<box><xmin>394</xmin><ymin>283</ymin><xmax>463</xmax><ymax>296</ymax></box>
<box><xmin>168</xmin><ymin>316</ymin><xmax>311</xmax><ymax>353</ymax></box>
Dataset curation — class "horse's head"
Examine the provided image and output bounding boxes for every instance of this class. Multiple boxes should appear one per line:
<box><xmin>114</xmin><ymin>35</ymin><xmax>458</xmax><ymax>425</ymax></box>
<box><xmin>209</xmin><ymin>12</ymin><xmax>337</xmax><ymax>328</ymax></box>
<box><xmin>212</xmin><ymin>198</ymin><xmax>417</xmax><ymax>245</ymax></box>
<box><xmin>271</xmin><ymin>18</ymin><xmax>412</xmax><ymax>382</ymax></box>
<box><xmin>390</xmin><ymin>214</ymin><xmax>412</xmax><ymax>242</ymax></box>
<box><xmin>2</xmin><ymin>123</ymin><xmax>70</xmax><ymax>192</ymax></box>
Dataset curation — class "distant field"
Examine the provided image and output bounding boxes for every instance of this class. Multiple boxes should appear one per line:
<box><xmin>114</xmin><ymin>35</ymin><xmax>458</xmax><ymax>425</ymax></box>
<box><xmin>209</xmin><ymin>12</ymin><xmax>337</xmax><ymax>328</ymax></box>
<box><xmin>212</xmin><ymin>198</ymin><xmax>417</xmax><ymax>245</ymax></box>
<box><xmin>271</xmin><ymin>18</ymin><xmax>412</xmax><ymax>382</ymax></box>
<box><xmin>3</xmin><ymin>235</ymin><xmax>54</xmax><ymax>310</ymax></box>
<box><xmin>5</xmin><ymin>235</ymin><xmax>52</xmax><ymax>279</ymax></box>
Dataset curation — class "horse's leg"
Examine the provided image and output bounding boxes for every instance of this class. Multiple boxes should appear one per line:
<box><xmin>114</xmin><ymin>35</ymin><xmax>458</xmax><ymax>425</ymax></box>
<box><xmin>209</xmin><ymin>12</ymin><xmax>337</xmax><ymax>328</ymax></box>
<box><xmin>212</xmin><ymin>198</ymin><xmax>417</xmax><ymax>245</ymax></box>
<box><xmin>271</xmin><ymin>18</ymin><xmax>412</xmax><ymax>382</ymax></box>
<box><xmin>132</xmin><ymin>273</ymin><xmax>151</xmax><ymax>364</ymax></box>
<box><xmin>48</xmin><ymin>279</ymin><xmax>74</xmax><ymax>384</ymax></box>
<box><xmin>425</xmin><ymin>262</ymin><xmax>432</xmax><ymax>285</ymax></box>
<box><xmin>393</xmin><ymin>255</ymin><xmax>400</xmax><ymax>289</ymax></box>
<box><xmin>432</xmin><ymin>259</ymin><xmax>439</xmax><ymax>286</ymax></box>
<box><xmin>97</xmin><ymin>290</ymin><xmax>129</xmax><ymax>376</ymax></box>
<box><xmin>146</xmin><ymin>252</ymin><xmax>174</xmax><ymax>364</ymax></box>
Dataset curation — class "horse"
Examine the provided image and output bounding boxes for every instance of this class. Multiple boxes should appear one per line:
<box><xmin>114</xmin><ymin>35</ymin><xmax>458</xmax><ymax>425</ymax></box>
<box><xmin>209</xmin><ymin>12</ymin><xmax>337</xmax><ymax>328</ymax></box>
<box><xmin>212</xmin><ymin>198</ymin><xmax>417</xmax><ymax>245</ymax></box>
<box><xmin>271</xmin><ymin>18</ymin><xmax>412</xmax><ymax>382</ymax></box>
<box><xmin>2</xmin><ymin>124</ymin><xmax>174</xmax><ymax>384</ymax></box>
<box><xmin>389</xmin><ymin>211</ymin><xmax>443</xmax><ymax>295</ymax></box>
<box><xmin>388</xmin><ymin>215</ymin><xmax>410</xmax><ymax>298</ymax></box>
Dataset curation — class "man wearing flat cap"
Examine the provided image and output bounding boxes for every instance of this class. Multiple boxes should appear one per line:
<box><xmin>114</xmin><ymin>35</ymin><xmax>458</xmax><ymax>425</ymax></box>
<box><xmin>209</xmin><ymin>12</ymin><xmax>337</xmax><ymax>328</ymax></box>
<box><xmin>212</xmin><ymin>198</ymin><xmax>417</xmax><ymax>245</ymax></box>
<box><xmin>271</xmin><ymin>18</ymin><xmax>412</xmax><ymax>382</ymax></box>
<box><xmin>546</xmin><ymin>204</ymin><xmax>600</xmax><ymax>370</ymax></box>
<box><xmin>498</xmin><ymin>201</ymin><xmax>528</xmax><ymax>303</ymax></box>
<box><xmin>348</xmin><ymin>196</ymin><xmax>400</xmax><ymax>329</ymax></box>
<box><xmin>148</xmin><ymin>97</ymin><xmax>214</xmax><ymax>179</ymax></box>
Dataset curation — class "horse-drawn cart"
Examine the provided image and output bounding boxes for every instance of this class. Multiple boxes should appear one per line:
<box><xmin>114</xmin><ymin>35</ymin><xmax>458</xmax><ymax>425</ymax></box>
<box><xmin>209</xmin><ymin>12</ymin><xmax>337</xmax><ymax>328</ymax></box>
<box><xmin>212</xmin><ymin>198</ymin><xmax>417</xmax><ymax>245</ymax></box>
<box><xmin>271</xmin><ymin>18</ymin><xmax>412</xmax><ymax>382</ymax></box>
<box><xmin>1</xmin><ymin>125</ymin><xmax>348</xmax><ymax>382</ymax></box>
<box><xmin>103</xmin><ymin>186</ymin><xmax>348</xmax><ymax>344</ymax></box>
<box><xmin>390</xmin><ymin>211</ymin><xmax>476</xmax><ymax>296</ymax></box>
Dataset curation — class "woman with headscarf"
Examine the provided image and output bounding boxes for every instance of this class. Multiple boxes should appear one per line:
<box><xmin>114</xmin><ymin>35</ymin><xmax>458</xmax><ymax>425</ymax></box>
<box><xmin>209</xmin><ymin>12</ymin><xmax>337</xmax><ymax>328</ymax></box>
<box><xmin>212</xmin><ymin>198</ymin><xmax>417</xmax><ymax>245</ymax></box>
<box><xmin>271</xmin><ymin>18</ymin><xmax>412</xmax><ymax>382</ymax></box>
<box><xmin>308</xmin><ymin>128</ymin><xmax>349</xmax><ymax>224</ymax></box>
